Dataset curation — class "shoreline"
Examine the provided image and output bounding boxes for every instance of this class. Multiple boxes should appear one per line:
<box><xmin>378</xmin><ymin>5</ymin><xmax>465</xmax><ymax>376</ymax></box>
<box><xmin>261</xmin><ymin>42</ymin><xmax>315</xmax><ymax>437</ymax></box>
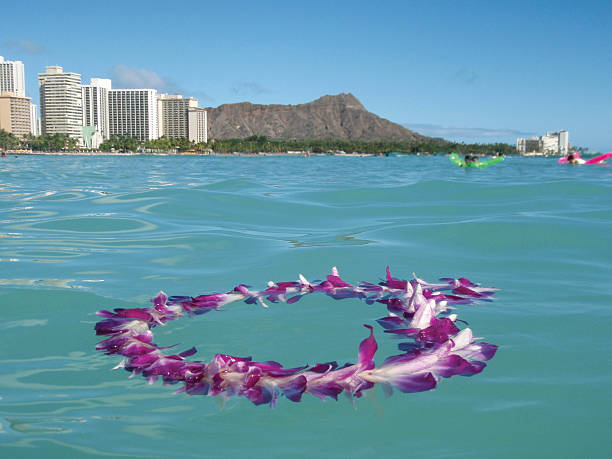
<box><xmin>5</xmin><ymin>150</ymin><xmax>388</xmax><ymax>157</ymax></box>
<box><xmin>3</xmin><ymin>150</ymin><xmax>568</xmax><ymax>158</ymax></box>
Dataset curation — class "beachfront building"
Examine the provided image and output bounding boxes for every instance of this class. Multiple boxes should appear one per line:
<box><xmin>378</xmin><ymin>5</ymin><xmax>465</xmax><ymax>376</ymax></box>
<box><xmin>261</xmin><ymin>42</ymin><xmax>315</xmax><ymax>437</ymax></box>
<box><xmin>158</xmin><ymin>94</ymin><xmax>207</xmax><ymax>143</ymax></box>
<box><xmin>0</xmin><ymin>56</ymin><xmax>26</xmax><ymax>97</ymax></box>
<box><xmin>188</xmin><ymin>106</ymin><xmax>207</xmax><ymax>143</ymax></box>
<box><xmin>0</xmin><ymin>91</ymin><xmax>32</xmax><ymax>138</ymax></box>
<box><xmin>516</xmin><ymin>130</ymin><xmax>569</xmax><ymax>155</ymax></box>
<box><xmin>30</xmin><ymin>103</ymin><xmax>39</xmax><ymax>136</ymax></box>
<box><xmin>543</xmin><ymin>130</ymin><xmax>569</xmax><ymax>155</ymax></box>
<box><xmin>38</xmin><ymin>65</ymin><xmax>83</xmax><ymax>140</ymax></box>
<box><xmin>81</xmin><ymin>125</ymin><xmax>104</xmax><ymax>149</ymax></box>
<box><xmin>82</xmin><ymin>78</ymin><xmax>111</xmax><ymax>140</ymax></box>
<box><xmin>516</xmin><ymin>136</ymin><xmax>541</xmax><ymax>154</ymax></box>
<box><xmin>108</xmin><ymin>89</ymin><xmax>159</xmax><ymax>142</ymax></box>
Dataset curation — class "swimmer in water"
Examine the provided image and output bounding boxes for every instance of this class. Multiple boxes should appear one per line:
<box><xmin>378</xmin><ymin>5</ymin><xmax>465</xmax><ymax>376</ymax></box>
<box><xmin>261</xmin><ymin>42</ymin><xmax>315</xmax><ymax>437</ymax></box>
<box><xmin>464</xmin><ymin>155</ymin><xmax>479</xmax><ymax>166</ymax></box>
<box><xmin>567</xmin><ymin>154</ymin><xmax>585</xmax><ymax>165</ymax></box>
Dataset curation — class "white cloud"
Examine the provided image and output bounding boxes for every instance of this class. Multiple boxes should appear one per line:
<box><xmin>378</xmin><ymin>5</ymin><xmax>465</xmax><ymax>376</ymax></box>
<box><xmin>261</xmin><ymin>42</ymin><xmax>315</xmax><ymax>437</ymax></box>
<box><xmin>190</xmin><ymin>89</ymin><xmax>215</xmax><ymax>104</ymax></box>
<box><xmin>230</xmin><ymin>81</ymin><xmax>271</xmax><ymax>98</ymax></box>
<box><xmin>2</xmin><ymin>39</ymin><xmax>46</xmax><ymax>54</ymax></box>
<box><xmin>404</xmin><ymin>123</ymin><xmax>535</xmax><ymax>142</ymax></box>
<box><xmin>111</xmin><ymin>65</ymin><xmax>178</xmax><ymax>92</ymax></box>
<box><xmin>111</xmin><ymin>65</ymin><xmax>214</xmax><ymax>103</ymax></box>
<box><xmin>453</xmin><ymin>69</ymin><xmax>479</xmax><ymax>85</ymax></box>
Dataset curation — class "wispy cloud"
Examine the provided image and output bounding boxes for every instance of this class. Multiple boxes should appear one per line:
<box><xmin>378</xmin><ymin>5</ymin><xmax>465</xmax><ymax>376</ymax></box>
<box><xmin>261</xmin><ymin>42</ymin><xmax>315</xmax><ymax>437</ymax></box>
<box><xmin>2</xmin><ymin>39</ymin><xmax>47</xmax><ymax>54</ymax></box>
<box><xmin>111</xmin><ymin>65</ymin><xmax>179</xmax><ymax>92</ymax></box>
<box><xmin>190</xmin><ymin>89</ymin><xmax>215</xmax><ymax>104</ymax></box>
<box><xmin>453</xmin><ymin>69</ymin><xmax>479</xmax><ymax>85</ymax></box>
<box><xmin>111</xmin><ymin>65</ymin><xmax>213</xmax><ymax>103</ymax></box>
<box><xmin>230</xmin><ymin>81</ymin><xmax>271</xmax><ymax>98</ymax></box>
<box><xmin>404</xmin><ymin>123</ymin><xmax>535</xmax><ymax>141</ymax></box>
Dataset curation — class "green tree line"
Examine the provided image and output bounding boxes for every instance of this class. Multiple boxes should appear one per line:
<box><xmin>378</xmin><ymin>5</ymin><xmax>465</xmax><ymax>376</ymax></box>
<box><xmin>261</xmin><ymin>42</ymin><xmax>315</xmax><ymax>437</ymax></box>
<box><xmin>4</xmin><ymin>129</ymin><xmax>589</xmax><ymax>156</ymax></box>
<box><xmin>0</xmin><ymin>130</ymin><xmax>79</xmax><ymax>151</ymax></box>
<box><xmin>203</xmin><ymin>136</ymin><xmax>518</xmax><ymax>155</ymax></box>
<box><xmin>99</xmin><ymin>135</ymin><xmax>195</xmax><ymax>152</ymax></box>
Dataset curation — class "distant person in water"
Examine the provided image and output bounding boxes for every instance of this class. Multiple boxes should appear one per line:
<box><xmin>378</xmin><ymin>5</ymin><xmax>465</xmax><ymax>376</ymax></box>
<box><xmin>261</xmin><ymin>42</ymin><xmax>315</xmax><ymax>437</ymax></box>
<box><xmin>567</xmin><ymin>154</ymin><xmax>585</xmax><ymax>165</ymax></box>
<box><xmin>464</xmin><ymin>155</ymin><xmax>479</xmax><ymax>166</ymax></box>
<box><xmin>1</xmin><ymin>152</ymin><xmax>6</xmax><ymax>158</ymax></box>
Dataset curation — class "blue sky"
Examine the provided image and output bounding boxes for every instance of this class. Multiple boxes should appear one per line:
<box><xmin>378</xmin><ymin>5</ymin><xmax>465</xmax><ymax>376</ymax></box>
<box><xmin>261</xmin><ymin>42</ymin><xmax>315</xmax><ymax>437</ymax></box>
<box><xmin>1</xmin><ymin>0</ymin><xmax>610</xmax><ymax>151</ymax></box>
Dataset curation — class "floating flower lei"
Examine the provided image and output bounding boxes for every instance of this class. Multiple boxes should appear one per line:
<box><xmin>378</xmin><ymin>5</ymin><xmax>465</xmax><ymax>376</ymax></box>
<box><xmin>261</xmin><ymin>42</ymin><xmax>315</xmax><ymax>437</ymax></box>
<box><xmin>95</xmin><ymin>267</ymin><xmax>498</xmax><ymax>406</ymax></box>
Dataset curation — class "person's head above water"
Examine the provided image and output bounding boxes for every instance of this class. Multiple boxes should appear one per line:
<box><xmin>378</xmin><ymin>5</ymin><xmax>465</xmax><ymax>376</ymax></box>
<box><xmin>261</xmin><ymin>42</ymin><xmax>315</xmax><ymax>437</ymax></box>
<box><xmin>567</xmin><ymin>153</ymin><xmax>580</xmax><ymax>164</ymax></box>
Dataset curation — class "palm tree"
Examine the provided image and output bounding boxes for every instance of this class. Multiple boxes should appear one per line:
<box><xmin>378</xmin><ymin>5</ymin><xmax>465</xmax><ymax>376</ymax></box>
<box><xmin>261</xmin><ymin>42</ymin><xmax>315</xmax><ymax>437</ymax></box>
<box><xmin>0</xmin><ymin>129</ymin><xmax>18</xmax><ymax>149</ymax></box>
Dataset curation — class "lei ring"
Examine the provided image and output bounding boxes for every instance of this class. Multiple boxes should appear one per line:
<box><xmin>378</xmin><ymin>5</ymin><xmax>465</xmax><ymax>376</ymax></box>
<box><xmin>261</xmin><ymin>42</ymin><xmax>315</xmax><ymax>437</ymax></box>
<box><xmin>95</xmin><ymin>266</ymin><xmax>498</xmax><ymax>406</ymax></box>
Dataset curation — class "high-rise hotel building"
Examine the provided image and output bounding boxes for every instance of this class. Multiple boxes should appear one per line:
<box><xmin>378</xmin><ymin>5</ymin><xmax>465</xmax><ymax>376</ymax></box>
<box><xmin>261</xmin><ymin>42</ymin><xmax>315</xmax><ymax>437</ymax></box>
<box><xmin>108</xmin><ymin>89</ymin><xmax>158</xmax><ymax>141</ymax></box>
<box><xmin>158</xmin><ymin>94</ymin><xmax>207</xmax><ymax>143</ymax></box>
<box><xmin>0</xmin><ymin>91</ymin><xmax>32</xmax><ymax>138</ymax></box>
<box><xmin>82</xmin><ymin>78</ymin><xmax>111</xmax><ymax>139</ymax></box>
<box><xmin>38</xmin><ymin>66</ymin><xmax>83</xmax><ymax>138</ymax></box>
<box><xmin>188</xmin><ymin>106</ymin><xmax>207</xmax><ymax>144</ymax></box>
<box><xmin>0</xmin><ymin>56</ymin><xmax>26</xmax><ymax>97</ymax></box>
<box><xmin>0</xmin><ymin>56</ymin><xmax>35</xmax><ymax>136</ymax></box>
<box><xmin>516</xmin><ymin>130</ymin><xmax>569</xmax><ymax>155</ymax></box>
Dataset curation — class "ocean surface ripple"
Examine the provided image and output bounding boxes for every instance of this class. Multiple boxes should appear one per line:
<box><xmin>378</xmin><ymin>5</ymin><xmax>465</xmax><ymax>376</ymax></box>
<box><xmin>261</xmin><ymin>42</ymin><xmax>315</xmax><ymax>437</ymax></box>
<box><xmin>1</xmin><ymin>154</ymin><xmax>611</xmax><ymax>458</ymax></box>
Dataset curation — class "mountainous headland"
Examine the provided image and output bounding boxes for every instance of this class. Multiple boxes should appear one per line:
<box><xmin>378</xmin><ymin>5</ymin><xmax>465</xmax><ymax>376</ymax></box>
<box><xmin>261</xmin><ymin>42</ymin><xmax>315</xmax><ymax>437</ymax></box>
<box><xmin>205</xmin><ymin>93</ymin><xmax>429</xmax><ymax>142</ymax></box>
<box><xmin>200</xmin><ymin>93</ymin><xmax>516</xmax><ymax>155</ymax></box>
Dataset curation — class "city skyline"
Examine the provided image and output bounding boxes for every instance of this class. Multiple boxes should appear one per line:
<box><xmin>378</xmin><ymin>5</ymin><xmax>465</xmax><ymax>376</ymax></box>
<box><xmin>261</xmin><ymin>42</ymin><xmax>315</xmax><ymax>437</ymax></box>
<box><xmin>24</xmin><ymin>62</ymin><xmax>208</xmax><ymax>147</ymax></box>
<box><xmin>1</xmin><ymin>0</ymin><xmax>610</xmax><ymax>151</ymax></box>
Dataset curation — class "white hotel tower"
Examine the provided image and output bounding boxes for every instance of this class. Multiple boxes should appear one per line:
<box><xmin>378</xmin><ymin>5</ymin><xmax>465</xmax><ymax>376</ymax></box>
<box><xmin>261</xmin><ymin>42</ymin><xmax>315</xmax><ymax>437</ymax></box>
<box><xmin>0</xmin><ymin>56</ymin><xmax>26</xmax><ymax>97</ymax></box>
<box><xmin>108</xmin><ymin>89</ymin><xmax>159</xmax><ymax>141</ymax></box>
<box><xmin>82</xmin><ymin>78</ymin><xmax>111</xmax><ymax>139</ymax></box>
<box><xmin>38</xmin><ymin>65</ymin><xmax>83</xmax><ymax>139</ymax></box>
<box><xmin>516</xmin><ymin>130</ymin><xmax>569</xmax><ymax>155</ymax></box>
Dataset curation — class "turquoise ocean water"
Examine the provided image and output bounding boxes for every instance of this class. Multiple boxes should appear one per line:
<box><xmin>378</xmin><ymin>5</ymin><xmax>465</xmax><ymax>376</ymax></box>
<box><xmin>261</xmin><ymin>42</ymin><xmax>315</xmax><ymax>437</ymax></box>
<box><xmin>1</xmin><ymin>154</ymin><xmax>611</xmax><ymax>458</ymax></box>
